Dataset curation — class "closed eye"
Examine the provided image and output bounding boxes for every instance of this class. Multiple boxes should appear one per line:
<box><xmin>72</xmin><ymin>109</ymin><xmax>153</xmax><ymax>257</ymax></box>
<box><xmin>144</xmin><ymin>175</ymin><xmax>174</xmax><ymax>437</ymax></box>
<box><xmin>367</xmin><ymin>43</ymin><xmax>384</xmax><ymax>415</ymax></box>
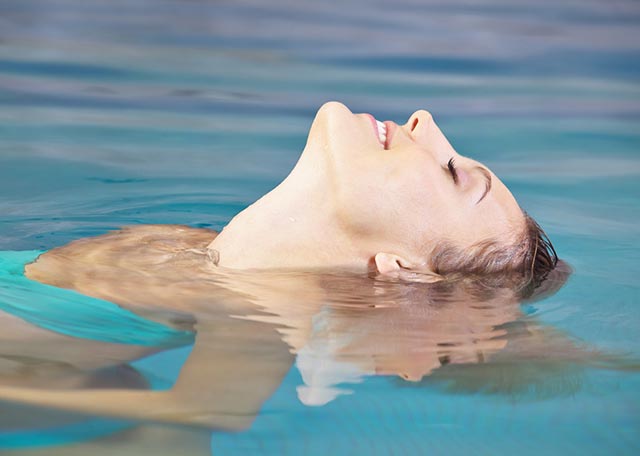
<box><xmin>446</xmin><ymin>157</ymin><xmax>458</xmax><ymax>184</ymax></box>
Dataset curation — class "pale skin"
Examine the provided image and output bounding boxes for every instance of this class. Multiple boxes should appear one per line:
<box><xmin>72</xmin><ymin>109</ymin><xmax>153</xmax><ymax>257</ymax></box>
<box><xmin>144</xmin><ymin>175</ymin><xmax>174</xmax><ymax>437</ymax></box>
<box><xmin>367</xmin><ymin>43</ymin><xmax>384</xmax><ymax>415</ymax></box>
<box><xmin>208</xmin><ymin>101</ymin><xmax>525</xmax><ymax>273</ymax></box>
<box><xmin>0</xmin><ymin>103</ymin><xmax>591</xmax><ymax>453</ymax></box>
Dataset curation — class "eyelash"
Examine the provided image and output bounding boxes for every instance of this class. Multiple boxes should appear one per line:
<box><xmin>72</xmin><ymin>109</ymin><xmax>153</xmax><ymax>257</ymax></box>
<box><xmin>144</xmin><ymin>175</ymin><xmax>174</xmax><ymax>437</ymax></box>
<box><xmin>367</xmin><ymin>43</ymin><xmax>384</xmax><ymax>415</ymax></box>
<box><xmin>446</xmin><ymin>157</ymin><xmax>458</xmax><ymax>184</ymax></box>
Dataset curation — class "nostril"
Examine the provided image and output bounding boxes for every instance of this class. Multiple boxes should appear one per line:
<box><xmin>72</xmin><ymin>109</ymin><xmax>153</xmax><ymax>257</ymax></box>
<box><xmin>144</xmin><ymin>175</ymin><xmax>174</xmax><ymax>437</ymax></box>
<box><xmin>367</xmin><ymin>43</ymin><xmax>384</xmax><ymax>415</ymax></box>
<box><xmin>411</xmin><ymin>118</ymin><xmax>419</xmax><ymax>132</ymax></box>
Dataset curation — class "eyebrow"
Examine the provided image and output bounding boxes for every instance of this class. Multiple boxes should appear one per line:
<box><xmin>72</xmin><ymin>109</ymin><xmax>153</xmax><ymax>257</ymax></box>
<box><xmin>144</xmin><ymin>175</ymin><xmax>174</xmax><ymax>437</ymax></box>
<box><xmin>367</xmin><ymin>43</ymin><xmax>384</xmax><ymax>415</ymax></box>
<box><xmin>474</xmin><ymin>167</ymin><xmax>492</xmax><ymax>204</ymax></box>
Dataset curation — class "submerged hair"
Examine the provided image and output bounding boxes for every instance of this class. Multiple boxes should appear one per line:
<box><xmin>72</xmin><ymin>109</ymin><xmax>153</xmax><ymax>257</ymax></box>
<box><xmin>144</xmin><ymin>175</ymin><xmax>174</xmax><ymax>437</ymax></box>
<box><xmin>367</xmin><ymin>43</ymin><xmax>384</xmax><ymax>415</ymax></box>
<box><xmin>430</xmin><ymin>213</ymin><xmax>559</xmax><ymax>298</ymax></box>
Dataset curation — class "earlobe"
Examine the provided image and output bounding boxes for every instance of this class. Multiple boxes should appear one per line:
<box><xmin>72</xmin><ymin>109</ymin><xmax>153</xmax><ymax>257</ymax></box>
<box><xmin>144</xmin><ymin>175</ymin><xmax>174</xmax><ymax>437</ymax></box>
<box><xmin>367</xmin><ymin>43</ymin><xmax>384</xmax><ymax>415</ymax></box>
<box><xmin>373</xmin><ymin>252</ymin><xmax>404</xmax><ymax>274</ymax></box>
<box><xmin>373</xmin><ymin>252</ymin><xmax>443</xmax><ymax>283</ymax></box>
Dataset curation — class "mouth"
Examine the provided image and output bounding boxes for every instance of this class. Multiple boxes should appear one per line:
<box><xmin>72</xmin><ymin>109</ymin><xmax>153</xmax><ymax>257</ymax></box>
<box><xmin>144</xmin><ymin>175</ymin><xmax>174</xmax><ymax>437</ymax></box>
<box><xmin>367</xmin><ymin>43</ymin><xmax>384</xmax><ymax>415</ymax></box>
<box><xmin>365</xmin><ymin>114</ymin><xmax>388</xmax><ymax>148</ymax></box>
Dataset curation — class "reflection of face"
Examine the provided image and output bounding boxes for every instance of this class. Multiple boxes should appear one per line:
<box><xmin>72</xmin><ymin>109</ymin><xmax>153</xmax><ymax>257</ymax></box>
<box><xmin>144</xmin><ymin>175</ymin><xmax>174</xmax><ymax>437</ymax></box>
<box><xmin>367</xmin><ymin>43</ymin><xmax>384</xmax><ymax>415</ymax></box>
<box><xmin>295</xmin><ymin>277</ymin><xmax>520</xmax><ymax>390</ymax></box>
<box><xmin>300</xmin><ymin>102</ymin><xmax>524</xmax><ymax>266</ymax></box>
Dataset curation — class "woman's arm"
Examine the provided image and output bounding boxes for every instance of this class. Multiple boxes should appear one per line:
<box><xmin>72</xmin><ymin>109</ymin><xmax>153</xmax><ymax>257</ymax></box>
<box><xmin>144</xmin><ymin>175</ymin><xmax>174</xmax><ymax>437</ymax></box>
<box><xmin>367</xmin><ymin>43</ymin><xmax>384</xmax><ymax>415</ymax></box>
<box><xmin>0</xmin><ymin>315</ymin><xmax>294</xmax><ymax>431</ymax></box>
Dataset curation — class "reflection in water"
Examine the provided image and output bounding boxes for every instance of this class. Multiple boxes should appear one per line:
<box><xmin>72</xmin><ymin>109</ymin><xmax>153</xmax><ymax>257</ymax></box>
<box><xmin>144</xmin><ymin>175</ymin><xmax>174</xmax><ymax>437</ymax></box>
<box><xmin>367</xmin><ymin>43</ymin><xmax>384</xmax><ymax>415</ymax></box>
<box><xmin>0</xmin><ymin>226</ymin><xmax>634</xmax><ymax>453</ymax></box>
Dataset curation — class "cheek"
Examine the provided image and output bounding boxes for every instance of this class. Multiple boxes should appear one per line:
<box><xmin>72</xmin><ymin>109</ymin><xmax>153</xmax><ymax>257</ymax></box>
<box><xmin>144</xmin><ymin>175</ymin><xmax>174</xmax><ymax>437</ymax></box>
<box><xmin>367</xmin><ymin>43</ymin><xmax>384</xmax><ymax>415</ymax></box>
<box><xmin>331</xmin><ymin>155</ymin><xmax>458</xmax><ymax>247</ymax></box>
<box><xmin>388</xmin><ymin>169</ymin><xmax>449</xmax><ymax>222</ymax></box>
<box><xmin>359</xmin><ymin>167</ymin><xmax>450</xmax><ymax>239</ymax></box>
<box><xmin>388</xmin><ymin>171</ymin><xmax>475</xmax><ymax>253</ymax></box>
<box><xmin>332</xmin><ymin>176</ymin><xmax>391</xmax><ymax>235</ymax></box>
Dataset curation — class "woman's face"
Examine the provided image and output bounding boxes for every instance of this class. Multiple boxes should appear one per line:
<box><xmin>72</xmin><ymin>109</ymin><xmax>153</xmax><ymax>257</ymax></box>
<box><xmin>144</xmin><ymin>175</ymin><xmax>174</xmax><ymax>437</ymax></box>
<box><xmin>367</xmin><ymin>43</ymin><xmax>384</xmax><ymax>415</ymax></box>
<box><xmin>301</xmin><ymin>102</ymin><xmax>524</xmax><ymax>267</ymax></box>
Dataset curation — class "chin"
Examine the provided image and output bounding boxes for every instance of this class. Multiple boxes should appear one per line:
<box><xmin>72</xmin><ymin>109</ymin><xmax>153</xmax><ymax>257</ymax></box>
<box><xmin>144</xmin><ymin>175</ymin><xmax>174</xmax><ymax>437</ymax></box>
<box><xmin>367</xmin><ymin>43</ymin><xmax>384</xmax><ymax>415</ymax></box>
<box><xmin>316</xmin><ymin>100</ymin><xmax>353</xmax><ymax>116</ymax></box>
<box><xmin>311</xmin><ymin>102</ymin><xmax>355</xmax><ymax>141</ymax></box>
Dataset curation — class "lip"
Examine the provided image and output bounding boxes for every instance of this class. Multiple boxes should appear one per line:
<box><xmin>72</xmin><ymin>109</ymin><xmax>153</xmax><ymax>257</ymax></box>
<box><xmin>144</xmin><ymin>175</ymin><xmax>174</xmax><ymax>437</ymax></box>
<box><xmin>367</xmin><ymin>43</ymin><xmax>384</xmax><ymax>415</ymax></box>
<box><xmin>364</xmin><ymin>113</ymin><xmax>396</xmax><ymax>149</ymax></box>
<box><xmin>383</xmin><ymin>121</ymin><xmax>396</xmax><ymax>149</ymax></box>
<box><xmin>364</xmin><ymin>113</ymin><xmax>382</xmax><ymax>144</ymax></box>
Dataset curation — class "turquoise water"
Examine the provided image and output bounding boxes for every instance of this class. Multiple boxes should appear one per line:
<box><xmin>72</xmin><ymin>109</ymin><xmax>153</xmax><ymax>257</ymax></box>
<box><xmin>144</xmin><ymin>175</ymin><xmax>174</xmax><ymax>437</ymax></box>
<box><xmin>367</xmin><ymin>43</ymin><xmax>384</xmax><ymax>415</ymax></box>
<box><xmin>1</xmin><ymin>0</ymin><xmax>639</xmax><ymax>454</ymax></box>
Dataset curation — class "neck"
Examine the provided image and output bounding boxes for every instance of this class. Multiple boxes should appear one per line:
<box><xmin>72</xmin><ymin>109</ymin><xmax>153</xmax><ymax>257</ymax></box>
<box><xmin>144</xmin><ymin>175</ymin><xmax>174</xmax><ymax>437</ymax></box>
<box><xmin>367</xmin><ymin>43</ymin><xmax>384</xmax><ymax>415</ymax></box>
<box><xmin>207</xmin><ymin>155</ymin><xmax>366</xmax><ymax>271</ymax></box>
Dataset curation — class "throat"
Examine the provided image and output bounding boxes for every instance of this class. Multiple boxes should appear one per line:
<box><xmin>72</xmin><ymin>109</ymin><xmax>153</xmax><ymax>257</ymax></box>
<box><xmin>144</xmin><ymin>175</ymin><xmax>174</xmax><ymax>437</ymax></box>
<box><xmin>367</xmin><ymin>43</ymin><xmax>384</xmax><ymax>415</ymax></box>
<box><xmin>207</xmin><ymin>195</ymin><xmax>360</xmax><ymax>271</ymax></box>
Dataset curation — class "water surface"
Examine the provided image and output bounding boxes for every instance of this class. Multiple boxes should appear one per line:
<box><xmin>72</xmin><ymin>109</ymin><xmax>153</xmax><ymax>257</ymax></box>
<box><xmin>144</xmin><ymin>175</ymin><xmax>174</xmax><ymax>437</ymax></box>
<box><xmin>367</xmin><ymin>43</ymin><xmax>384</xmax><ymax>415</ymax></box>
<box><xmin>0</xmin><ymin>0</ymin><xmax>639</xmax><ymax>454</ymax></box>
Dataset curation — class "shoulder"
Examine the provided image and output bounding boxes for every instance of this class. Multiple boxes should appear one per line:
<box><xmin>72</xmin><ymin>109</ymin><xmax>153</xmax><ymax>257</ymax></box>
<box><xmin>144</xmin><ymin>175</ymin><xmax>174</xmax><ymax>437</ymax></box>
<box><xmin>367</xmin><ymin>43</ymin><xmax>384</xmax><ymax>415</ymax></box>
<box><xmin>25</xmin><ymin>225</ymin><xmax>218</xmax><ymax>287</ymax></box>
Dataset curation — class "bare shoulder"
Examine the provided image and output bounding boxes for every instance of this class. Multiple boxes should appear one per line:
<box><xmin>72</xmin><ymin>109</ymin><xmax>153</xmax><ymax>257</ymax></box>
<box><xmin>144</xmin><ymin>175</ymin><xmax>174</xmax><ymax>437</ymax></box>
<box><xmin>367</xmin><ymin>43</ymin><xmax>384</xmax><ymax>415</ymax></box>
<box><xmin>25</xmin><ymin>225</ymin><xmax>218</xmax><ymax>288</ymax></box>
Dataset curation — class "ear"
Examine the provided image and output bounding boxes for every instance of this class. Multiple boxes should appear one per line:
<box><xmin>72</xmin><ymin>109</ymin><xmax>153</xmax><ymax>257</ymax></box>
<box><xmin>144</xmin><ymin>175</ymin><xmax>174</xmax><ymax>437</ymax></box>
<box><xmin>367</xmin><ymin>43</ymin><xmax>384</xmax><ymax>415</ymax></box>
<box><xmin>373</xmin><ymin>252</ymin><xmax>407</xmax><ymax>274</ymax></box>
<box><xmin>373</xmin><ymin>252</ymin><xmax>443</xmax><ymax>283</ymax></box>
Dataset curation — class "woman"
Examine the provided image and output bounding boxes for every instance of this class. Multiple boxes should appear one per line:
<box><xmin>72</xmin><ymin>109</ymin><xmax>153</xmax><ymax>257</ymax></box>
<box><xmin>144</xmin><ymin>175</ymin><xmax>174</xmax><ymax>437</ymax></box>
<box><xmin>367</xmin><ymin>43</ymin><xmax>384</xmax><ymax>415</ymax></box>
<box><xmin>0</xmin><ymin>102</ymin><xmax>570</xmax><ymax>448</ymax></box>
<box><xmin>205</xmin><ymin>102</ymin><xmax>556</xmax><ymax>286</ymax></box>
<box><xmin>21</xmin><ymin>101</ymin><xmax>559</xmax><ymax>296</ymax></box>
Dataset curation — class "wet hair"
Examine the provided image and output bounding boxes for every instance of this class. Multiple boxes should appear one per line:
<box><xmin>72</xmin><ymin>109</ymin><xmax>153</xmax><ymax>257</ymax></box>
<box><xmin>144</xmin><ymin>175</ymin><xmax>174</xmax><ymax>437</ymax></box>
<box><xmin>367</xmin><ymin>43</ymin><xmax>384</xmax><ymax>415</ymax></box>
<box><xmin>429</xmin><ymin>212</ymin><xmax>560</xmax><ymax>299</ymax></box>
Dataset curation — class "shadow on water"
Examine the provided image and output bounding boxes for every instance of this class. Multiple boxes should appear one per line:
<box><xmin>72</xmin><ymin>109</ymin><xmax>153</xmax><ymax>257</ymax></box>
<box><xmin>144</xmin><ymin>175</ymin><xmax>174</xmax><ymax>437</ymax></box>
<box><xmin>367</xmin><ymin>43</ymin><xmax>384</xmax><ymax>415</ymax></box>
<box><xmin>0</xmin><ymin>225</ymin><xmax>636</xmax><ymax>454</ymax></box>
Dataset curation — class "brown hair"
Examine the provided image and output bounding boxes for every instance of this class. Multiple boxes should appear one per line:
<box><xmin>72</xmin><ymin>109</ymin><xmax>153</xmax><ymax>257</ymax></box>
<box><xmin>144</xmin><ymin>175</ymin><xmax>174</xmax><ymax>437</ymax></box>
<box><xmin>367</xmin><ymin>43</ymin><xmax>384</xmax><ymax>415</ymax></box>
<box><xmin>429</xmin><ymin>212</ymin><xmax>560</xmax><ymax>299</ymax></box>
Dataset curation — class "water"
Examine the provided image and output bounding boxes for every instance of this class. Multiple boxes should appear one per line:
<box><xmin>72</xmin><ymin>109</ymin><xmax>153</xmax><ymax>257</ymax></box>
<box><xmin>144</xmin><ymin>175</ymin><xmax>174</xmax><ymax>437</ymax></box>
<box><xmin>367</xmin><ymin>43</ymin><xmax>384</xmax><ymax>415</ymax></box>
<box><xmin>0</xmin><ymin>0</ymin><xmax>639</xmax><ymax>454</ymax></box>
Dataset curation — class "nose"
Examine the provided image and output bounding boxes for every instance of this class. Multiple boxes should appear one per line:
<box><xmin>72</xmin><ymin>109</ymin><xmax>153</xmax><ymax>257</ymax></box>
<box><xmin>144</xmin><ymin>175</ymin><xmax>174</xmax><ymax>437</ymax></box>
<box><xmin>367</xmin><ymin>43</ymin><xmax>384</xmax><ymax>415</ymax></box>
<box><xmin>383</xmin><ymin>111</ymin><xmax>431</xmax><ymax>149</ymax></box>
<box><xmin>399</xmin><ymin>372</ymin><xmax>423</xmax><ymax>382</ymax></box>
<box><xmin>404</xmin><ymin>110</ymin><xmax>434</xmax><ymax>144</ymax></box>
<box><xmin>403</xmin><ymin>109</ymin><xmax>459</xmax><ymax>158</ymax></box>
